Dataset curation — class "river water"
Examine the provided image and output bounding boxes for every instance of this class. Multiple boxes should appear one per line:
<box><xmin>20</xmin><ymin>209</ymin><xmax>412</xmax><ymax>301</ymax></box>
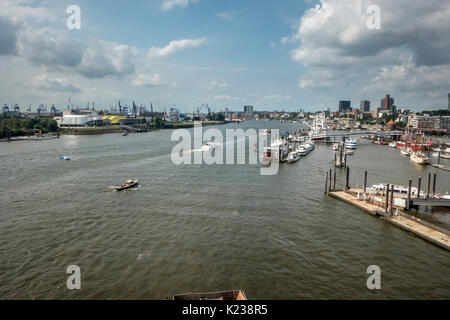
<box><xmin>0</xmin><ymin>120</ymin><xmax>449</xmax><ymax>299</ymax></box>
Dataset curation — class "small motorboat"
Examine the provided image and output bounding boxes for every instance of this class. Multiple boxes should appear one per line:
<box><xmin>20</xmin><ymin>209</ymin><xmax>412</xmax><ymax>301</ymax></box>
<box><xmin>297</xmin><ymin>146</ymin><xmax>309</xmax><ymax>156</ymax></box>
<box><xmin>59</xmin><ymin>155</ymin><xmax>70</xmax><ymax>161</ymax></box>
<box><xmin>332</xmin><ymin>143</ymin><xmax>339</xmax><ymax>151</ymax></box>
<box><xmin>121</xmin><ymin>131</ymin><xmax>128</xmax><ymax>136</ymax></box>
<box><xmin>304</xmin><ymin>142</ymin><xmax>315</xmax><ymax>151</ymax></box>
<box><xmin>287</xmin><ymin>151</ymin><xmax>301</xmax><ymax>163</ymax></box>
<box><xmin>202</xmin><ymin>142</ymin><xmax>220</xmax><ymax>152</ymax></box>
<box><xmin>116</xmin><ymin>179</ymin><xmax>139</xmax><ymax>191</ymax></box>
<box><xmin>410</xmin><ymin>153</ymin><xmax>429</xmax><ymax>165</ymax></box>
<box><xmin>433</xmin><ymin>194</ymin><xmax>450</xmax><ymax>200</ymax></box>
<box><xmin>345</xmin><ymin>150</ymin><xmax>354</xmax><ymax>155</ymax></box>
<box><xmin>400</xmin><ymin>148</ymin><xmax>410</xmax><ymax>156</ymax></box>
<box><xmin>389</xmin><ymin>142</ymin><xmax>397</xmax><ymax>148</ymax></box>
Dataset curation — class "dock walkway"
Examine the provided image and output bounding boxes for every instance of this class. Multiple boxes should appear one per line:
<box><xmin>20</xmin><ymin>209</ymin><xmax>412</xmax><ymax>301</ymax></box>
<box><xmin>328</xmin><ymin>190</ymin><xmax>450</xmax><ymax>251</ymax></box>
<box><xmin>385</xmin><ymin>215</ymin><xmax>450</xmax><ymax>250</ymax></box>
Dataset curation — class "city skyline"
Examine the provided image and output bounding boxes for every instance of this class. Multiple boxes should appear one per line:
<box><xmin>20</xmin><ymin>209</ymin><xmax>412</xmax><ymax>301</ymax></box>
<box><xmin>1</xmin><ymin>0</ymin><xmax>450</xmax><ymax>112</ymax></box>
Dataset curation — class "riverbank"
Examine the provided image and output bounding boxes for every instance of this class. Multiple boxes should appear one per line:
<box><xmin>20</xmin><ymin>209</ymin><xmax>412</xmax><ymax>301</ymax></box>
<box><xmin>1</xmin><ymin>121</ymin><xmax>229</xmax><ymax>140</ymax></box>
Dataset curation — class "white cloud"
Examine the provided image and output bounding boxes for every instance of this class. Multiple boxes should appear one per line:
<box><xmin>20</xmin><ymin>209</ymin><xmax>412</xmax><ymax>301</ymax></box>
<box><xmin>77</xmin><ymin>41</ymin><xmax>138</xmax><ymax>79</ymax></box>
<box><xmin>148</xmin><ymin>38</ymin><xmax>208</xmax><ymax>59</ymax></box>
<box><xmin>364</xmin><ymin>57</ymin><xmax>450</xmax><ymax>96</ymax></box>
<box><xmin>0</xmin><ymin>0</ymin><xmax>55</xmax><ymax>23</ymax></box>
<box><xmin>162</xmin><ymin>0</ymin><xmax>199</xmax><ymax>11</ymax></box>
<box><xmin>132</xmin><ymin>73</ymin><xmax>163</xmax><ymax>87</ymax></box>
<box><xmin>20</xmin><ymin>27</ymin><xmax>138</xmax><ymax>79</ymax></box>
<box><xmin>284</xmin><ymin>0</ymin><xmax>450</xmax><ymax>107</ymax></box>
<box><xmin>33</xmin><ymin>74</ymin><xmax>81</xmax><ymax>93</ymax></box>
<box><xmin>217</xmin><ymin>12</ymin><xmax>232</xmax><ymax>20</ymax></box>
<box><xmin>203</xmin><ymin>81</ymin><xmax>231</xmax><ymax>91</ymax></box>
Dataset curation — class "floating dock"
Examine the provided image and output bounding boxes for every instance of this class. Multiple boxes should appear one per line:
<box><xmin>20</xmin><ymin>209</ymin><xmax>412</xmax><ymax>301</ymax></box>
<box><xmin>328</xmin><ymin>190</ymin><xmax>450</xmax><ymax>251</ymax></box>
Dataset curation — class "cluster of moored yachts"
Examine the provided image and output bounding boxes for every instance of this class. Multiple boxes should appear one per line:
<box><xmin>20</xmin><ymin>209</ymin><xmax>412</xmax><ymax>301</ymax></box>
<box><xmin>285</xmin><ymin>141</ymin><xmax>316</xmax><ymax>163</ymax></box>
<box><xmin>261</xmin><ymin>138</ymin><xmax>316</xmax><ymax>165</ymax></box>
<box><xmin>389</xmin><ymin>142</ymin><xmax>450</xmax><ymax>165</ymax></box>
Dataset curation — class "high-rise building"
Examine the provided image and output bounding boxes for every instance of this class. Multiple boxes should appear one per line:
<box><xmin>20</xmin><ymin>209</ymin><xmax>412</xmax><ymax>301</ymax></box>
<box><xmin>380</xmin><ymin>94</ymin><xmax>395</xmax><ymax>112</ymax></box>
<box><xmin>360</xmin><ymin>100</ymin><xmax>370</xmax><ymax>112</ymax></box>
<box><xmin>243</xmin><ymin>105</ymin><xmax>254</xmax><ymax>116</ymax></box>
<box><xmin>338</xmin><ymin>101</ymin><xmax>351</xmax><ymax>113</ymax></box>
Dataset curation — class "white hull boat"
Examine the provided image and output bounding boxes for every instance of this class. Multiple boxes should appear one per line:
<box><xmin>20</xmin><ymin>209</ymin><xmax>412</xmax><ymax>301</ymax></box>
<box><xmin>287</xmin><ymin>151</ymin><xmax>301</xmax><ymax>163</ymax></box>
<box><xmin>410</xmin><ymin>153</ymin><xmax>429</xmax><ymax>165</ymax></box>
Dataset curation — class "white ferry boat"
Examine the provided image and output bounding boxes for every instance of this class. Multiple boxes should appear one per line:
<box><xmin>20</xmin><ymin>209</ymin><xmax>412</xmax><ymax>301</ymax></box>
<box><xmin>345</xmin><ymin>140</ymin><xmax>358</xmax><ymax>149</ymax></box>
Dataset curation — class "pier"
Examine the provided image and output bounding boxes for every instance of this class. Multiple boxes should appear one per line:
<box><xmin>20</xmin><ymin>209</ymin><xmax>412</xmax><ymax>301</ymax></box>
<box><xmin>325</xmin><ymin>168</ymin><xmax>450</xmax><ymax>251</ymax></box>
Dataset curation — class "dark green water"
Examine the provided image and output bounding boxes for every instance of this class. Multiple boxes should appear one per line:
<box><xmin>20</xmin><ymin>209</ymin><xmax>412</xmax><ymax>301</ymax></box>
<box><xmin>0</xmin><ymin>120</ymin><xmax>449</xmax><ymax>299</ymax></box>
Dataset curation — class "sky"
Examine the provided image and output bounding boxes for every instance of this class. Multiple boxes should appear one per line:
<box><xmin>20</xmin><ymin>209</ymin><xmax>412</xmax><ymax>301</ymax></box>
<box><xmin>1</xmin><ymin>0</ymin><xmax>450</xmax><ymax>112</ymax></box>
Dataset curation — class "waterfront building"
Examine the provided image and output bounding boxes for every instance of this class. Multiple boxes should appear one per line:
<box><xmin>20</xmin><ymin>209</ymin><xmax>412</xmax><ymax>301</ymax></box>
<box><xmin>360</xmin><ymin>100</ymin><xmax>370</xmax><ymax>112</ymax></box>
<box><xmin>244</xmin><ymin>105</ymin><xmax>254</xmax><ymax>117</ymax></box>
<box><xmin>411</xmin><ymin>114</ymin><xmax>442</xmax><ymax>132</ymax></box>
<box><xmin>440</xmin><ymin>116</ymin><xmax>450</xmax><ymax>131</ymax></box>
<box><xmin>338</xmin><ymin>101</ymin><xmax>351</xmax><ymax>113</ymax></box>
<box><xmin>380</xmin><ymin>94</ymin><xmax>395</xmax><ymax>113</ymax></box>
<box><xmin>60</xmin><ymin>110</ymin><xmax>105</xmax><ymax>127</ymax></box>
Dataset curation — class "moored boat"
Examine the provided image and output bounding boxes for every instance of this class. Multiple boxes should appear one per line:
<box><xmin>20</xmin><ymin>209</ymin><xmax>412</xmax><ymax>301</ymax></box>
<box><xmin>389</xmin><ymin>142</ymin><xmax>397</xmax><ymax>148</ymax></box>
<box><xmin>345</xmin><ymin>140</ymin><xmax>357</xmax><ymax>149</ymax></box>
<box><xmin>410</xmin><ymin>153</ymin><xmax>429</xmax><ymax>165</ymax></box>
<box><xmin>287</xmin><ymin>151</ymin><xmax>301</xmax><ymax>163</ymax></box>
<box><xmin>59</xmin><ymin>155</ymin><xmax>70</xmax><ymax>161</ymax></box>
<box><xmin>296</xmin><ymin>146</ymin><xmax>309</xmax><ymax>156</ymax></box>
<box><xmin>400</xmin><ymin>148</ymin><xmax>411</xmax><ymax>156</ymax></box>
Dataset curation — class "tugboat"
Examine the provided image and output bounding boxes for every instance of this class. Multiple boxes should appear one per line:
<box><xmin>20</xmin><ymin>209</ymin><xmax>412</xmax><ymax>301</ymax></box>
<box><xmin>116</xmin><ymin>179</ymin><xmax>139</xmax><ymax>191</ymax></box>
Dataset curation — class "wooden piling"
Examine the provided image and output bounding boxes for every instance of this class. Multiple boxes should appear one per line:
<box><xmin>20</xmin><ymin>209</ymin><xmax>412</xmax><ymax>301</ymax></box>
<box><xmin>390</xmin><ymin>184</ymin><xmax>394</xmax><ymax>214</ymax></box>
<box><xmin>329</xmin><ymin>169</ymin><xmax>332</xmax><ymax>192</ymax></box>
<box><xmin>333</xmin><ymin>169</ymin><xmax>336</xmax><ymax>191</ymax></box>
<box><xmin>363</xmin><ymin>171</ymin><xmax>367</xmax><ymax>194</ymax></box>
<box><xmin>385</xmin><ymin>184</ymin><xmax>390</xmax><ymax>214</ymax></box>
<box><xmin>407</xmin><ymin>179</ymin><xmax>412</xmax><ymax>210</ymax></box>
<box><xmin>432</xmin><ymin>173</ymin><xmax>437</xmax><ymax>196</ymax></box>
<box><xmin>325</xmin><ymin>171</ymin><xmax>328</xmax><ymax>195</ymax></box>
<box><xmin>427</xmin><ymin>173</ymin><xmax>431</xmax><ymax>199</ymax></box>
<box><xmin>345</xmin><ymin>166</ymin><xmax>350</xmax><ymax>190</ymax></box>
<box><xmin>417</xmin><ymin>176</ymin><xmax>422</xmax><ymax>199</ymax></box>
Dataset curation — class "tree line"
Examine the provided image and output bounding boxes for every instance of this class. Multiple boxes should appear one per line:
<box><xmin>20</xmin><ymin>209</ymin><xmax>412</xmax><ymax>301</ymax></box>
<box><xmin>0</xmin><ymin>117</ymin><xmax>59</xmax><ymax>139</ymax></box>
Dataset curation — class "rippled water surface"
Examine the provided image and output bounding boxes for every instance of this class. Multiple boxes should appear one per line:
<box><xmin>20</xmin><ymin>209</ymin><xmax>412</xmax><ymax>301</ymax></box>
<box><xmin>0</xmin><ymin>121</ymin><xmax>449</xmax><ymax>299</ymax></box>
